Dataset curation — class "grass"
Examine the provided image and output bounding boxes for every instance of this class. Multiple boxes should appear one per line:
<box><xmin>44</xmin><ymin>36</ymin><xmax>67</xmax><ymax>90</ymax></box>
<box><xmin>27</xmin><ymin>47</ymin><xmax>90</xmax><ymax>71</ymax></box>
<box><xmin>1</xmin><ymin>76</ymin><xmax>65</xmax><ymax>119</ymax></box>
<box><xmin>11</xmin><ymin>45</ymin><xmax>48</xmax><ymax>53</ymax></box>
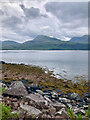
<box><xmin>0</xmin><ymin>103</ymin><xmax>19</xmax><ymax>120</ymax></box>
<box><xmin>67</xmin><ymin>106</ymin><xmax>90</xmax><ymax>120</ymax></box>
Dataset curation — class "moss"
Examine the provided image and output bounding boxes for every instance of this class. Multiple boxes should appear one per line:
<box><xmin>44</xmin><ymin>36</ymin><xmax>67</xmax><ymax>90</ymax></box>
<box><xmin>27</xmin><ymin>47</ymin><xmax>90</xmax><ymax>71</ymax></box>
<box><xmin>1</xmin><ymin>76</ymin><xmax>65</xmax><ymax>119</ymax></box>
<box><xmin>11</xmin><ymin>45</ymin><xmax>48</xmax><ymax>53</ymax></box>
<box><xmin>2</xmin><ymin>63</ymin><xmax>89</xmax><ymax>97</ymax></box>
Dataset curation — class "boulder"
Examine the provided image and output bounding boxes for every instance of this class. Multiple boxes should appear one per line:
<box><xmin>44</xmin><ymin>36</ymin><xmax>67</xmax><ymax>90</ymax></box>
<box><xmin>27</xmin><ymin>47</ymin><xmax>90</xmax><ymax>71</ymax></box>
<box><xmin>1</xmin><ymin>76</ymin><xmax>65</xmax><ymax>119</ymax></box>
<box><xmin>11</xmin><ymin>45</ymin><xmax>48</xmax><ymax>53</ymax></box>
<box><xmin>20</xmin><ymin>104</ymin><xmax>42</xmax><ymax>117</ymax></box>
<box><xmin>3</xmin><ymin>81</ymin><xmax>28</xmax><ymax>97</ymax></box>
<box><xmin>24</xmin><ymin>93</ymin><xmax>46</xmax><ymax>109</ymax></box>
<box><xmin>51</xmin><ymin>101</ymin><xmax>66</xmax><ymax>111</ymax></box>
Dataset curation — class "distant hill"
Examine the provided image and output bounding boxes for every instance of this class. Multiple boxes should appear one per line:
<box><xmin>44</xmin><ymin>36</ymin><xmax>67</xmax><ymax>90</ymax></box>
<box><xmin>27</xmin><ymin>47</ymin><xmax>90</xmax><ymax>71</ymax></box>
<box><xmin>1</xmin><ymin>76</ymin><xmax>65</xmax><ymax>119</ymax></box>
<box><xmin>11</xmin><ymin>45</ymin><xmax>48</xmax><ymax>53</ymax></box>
<box><xmin>1</xmin><ymin>35</ymin><xmax>88</xmax><ymax>50</ymax></box>
<box><xmin>0</xmin><ymin>41</ymin><xmax>21</xmax><ymax>49</ymax></box>
<box><xmin>2</xmin><ymin>41</ymin><xmax>20</xmax><ymax>46</ymax></box>
<box><xmin>70</xmin><ymin>35</ymin><xmax>88</xmax><ymax>44</ymax></box>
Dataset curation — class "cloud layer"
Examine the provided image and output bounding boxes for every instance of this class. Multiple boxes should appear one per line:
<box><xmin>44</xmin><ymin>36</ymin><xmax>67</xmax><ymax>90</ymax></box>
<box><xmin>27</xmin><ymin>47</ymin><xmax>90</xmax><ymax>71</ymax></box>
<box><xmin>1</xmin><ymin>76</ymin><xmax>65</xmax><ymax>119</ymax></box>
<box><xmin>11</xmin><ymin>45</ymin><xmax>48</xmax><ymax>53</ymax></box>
<box><xmin>0</xmin><ymin>1</ymin><xmax>88</xmax><ymax>42</ymax></box>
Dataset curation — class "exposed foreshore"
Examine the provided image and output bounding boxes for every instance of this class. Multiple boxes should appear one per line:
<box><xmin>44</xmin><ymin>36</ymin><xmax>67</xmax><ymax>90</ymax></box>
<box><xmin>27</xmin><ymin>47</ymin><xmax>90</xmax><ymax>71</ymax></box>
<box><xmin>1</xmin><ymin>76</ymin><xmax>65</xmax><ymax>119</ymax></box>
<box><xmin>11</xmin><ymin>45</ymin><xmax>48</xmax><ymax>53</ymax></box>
<box><xmin>0</xmin><ymin>61</ymin><xmax>90</xmax><ymax>119</ymax></box>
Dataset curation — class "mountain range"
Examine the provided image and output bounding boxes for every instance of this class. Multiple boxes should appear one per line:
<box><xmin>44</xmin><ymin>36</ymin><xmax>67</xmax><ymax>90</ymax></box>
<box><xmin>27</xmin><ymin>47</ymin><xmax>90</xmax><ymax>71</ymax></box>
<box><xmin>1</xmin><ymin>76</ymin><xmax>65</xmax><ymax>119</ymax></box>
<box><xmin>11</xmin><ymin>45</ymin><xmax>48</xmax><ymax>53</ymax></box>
<box><xmin>0</xmin><ymin>35</ymin><xmax>89</xmax><ymax>50</ymax></box>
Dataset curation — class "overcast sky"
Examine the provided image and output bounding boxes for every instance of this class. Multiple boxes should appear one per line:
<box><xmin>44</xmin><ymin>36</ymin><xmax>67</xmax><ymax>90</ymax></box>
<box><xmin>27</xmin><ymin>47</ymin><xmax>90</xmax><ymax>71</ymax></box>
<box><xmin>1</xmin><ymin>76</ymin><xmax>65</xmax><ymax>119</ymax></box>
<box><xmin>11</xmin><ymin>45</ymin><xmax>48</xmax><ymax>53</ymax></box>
<box><xmin>0</xmin><ymin>0</ymin><xmax>88</xmax><ymax>42</ymax></box>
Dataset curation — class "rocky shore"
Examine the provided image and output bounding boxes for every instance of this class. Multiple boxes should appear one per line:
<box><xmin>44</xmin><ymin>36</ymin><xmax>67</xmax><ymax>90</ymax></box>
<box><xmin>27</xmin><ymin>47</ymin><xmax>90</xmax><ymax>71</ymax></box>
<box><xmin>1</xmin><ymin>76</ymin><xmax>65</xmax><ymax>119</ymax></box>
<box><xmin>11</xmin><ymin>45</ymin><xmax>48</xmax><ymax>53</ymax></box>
<box><xmin>0</xmin><ymin>62</ymin><xmax>90</xmax><ymax>119</ymax></box>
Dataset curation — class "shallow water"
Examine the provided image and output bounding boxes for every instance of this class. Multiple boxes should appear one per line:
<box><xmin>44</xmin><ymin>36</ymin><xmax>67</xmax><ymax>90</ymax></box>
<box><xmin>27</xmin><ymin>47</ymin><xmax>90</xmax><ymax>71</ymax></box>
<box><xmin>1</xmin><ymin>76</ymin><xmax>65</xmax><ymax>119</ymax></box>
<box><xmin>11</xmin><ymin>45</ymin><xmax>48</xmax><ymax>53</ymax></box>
<box><xmin>0</xmin><ymin>50</ymin><xmax>88</xmax><ymax>81</ymax></box>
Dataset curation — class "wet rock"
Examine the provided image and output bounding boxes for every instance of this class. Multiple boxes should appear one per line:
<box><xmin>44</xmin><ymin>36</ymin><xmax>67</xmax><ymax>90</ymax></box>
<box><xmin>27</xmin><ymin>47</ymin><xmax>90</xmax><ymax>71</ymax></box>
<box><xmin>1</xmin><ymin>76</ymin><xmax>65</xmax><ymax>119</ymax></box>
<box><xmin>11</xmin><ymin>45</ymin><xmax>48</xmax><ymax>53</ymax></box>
<box><xmin>69</xmin><ymin>93</ymin><xmax>83</xmax><ymax>102</ymax></box>
<box><xmin>83</xmin><ymin>105</ymin><xmax>88</xmax><ymax>110</ymax></box>
<box><xmin>78</xmin><ymin>102</ymin><xmax>84</xmax><ymax>107</ymax></box>
<box><xmin>20</xmin><ymin>104</ymin><xmax>42</xmax><ymax>117</ymax></box>
<box><xmin>76</xmin><ymin>109</ymin><xmax>85</xmax><ymax>116</ymax></box>
<box><xmin>59</xmin><ymin>97</ymin><xmax>71</xmax><ymax>103</ymax></box>
<box><xmin>84</xmin><ymin>97</ymin><xmax>90</xmax><ymax>104</ymax></box>
<box><xmin>4</xmin><ymin>82</ymin><xmax>11</xmax><ymax>88</ymax></box>
<box><xmin>3</xmin><ymin>81</ymin><xmax>28</xmax><ymax>97</ymax></box>
<box><xmin>36</xmin><ymin>90</ymin><xmax>43</xmax><ymax>95</ymax></box>
<box><xmin>67</xmin><ymin>103</ymin><xmax>73</xmax><ymax>109</ymax></box>
<box><xmin>30</xmin><ymin>84</ymin><xmax>41</xmax><ymax>91</ymax></box>
<box><xmin>73</xmin><ymin>107</ymin><xmax>80</xmax><ymax>114</ymax></box>
<box><xmin>51</xmin><ymin>101</ymin><xmax>66</xmax><ymax>111</ymax></box>
<box><xmin>83</xmin><ymin>93</ymin><xmax>90</xmax><ymax>98</ymax></box>
<box><xmin>51</xmin><ymin>91</ymin><xmax>58</xmax><ymax>100</ymax></box>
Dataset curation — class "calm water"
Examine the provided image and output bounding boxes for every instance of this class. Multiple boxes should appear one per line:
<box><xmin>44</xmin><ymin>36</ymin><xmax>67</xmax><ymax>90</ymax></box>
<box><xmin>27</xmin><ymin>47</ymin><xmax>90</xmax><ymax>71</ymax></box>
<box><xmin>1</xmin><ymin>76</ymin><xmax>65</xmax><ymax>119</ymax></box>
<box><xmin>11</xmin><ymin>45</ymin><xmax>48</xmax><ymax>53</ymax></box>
<box><xmin>0</xmin><ymin>50</ymin><xmax>88</xmax><ymax>81</ymax></box>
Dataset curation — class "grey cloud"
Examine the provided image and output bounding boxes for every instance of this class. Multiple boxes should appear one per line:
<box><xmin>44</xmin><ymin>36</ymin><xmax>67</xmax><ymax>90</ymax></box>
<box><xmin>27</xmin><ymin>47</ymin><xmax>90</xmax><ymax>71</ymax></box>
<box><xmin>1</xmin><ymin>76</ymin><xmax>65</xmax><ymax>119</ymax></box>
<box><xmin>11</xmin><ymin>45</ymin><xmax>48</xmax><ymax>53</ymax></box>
<box><xmin>3</xmin><ymin>16</ymin><xmax>22</xmax><ymax>28</ymax></box>
<box><xmin>0</xmin><ymin>9</ymin><xmax>4</xmax><ymax>15</ymax></box>
<box><xmin>20</xmin><ymin>4</ymin><xmax>48</xmax><ymax>19</ymax></box>
<box><xmin>0</xmin><ymin>2</ymin><xmax>88</xmax><ymax>42</ymax></box>
<box><xmin>45</xmin><ymin>2</ymin><xmax>88</xmax><ymax>22</ymax></box>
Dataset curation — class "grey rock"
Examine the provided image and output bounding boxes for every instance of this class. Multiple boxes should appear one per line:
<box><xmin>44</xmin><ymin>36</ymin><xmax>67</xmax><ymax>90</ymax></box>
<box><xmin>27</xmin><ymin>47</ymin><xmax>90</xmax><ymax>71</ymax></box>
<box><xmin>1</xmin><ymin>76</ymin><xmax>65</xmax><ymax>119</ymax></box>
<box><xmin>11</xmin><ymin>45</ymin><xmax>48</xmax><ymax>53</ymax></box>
<box><xmin>25</xmin><ymin>93</ymin><xmax>46</xmax><ymax>109</ymax></box>
<box><xmin>51</xmin><ymin>101</ymin><xmax>66</xmax><ymax>111</ymax></box>
<box><xmin>3</xmin><ymin>81</ymin><xmax>28</xmax><ymax>97</ymax></box>
<box><xmin>83</xmin><ymin>105</ymin><xmax>88</xmax><ymax>110</ymax></box>
<box><xmin>55</xmin><ymin>108</ymin><xmax>67</xmax><ymax>116</ymax></box>
<box><xmin>44</xmin><ymin>95</ymin><xmax>52</xmax><ymax>103</ymax></box>
<box><xmin>20</xmin><ymin>104</ymin><xmax>42</xmax><ymax>117</ymax></box>
<box><xmin>67</xmin><ymin>104</ymin><xmax>72</xmax><ymax>109</ymax></box>
<box><xmin>36</xmin><ymin>90</ymin><xmax>43</xmax><ymax>95</ymax></box>
<box><xmin>59</xmin><ymin>97</ymin><xmax>71</xmax><ymax>103</ymax></box>
<box><xmin>70</xmin><ymin>93</ymin><xmax>83</xmax><ymax>102</ymax></box>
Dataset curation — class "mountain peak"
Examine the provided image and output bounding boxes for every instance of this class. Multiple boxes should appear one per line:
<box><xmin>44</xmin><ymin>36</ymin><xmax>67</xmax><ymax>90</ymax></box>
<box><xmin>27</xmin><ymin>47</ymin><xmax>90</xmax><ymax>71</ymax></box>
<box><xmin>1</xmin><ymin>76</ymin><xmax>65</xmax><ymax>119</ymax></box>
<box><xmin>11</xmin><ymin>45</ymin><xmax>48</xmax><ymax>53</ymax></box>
<box><xmin>70</xmin><ymin>35</ymin><xmax>88</xmax><ymax>44</ymax></box>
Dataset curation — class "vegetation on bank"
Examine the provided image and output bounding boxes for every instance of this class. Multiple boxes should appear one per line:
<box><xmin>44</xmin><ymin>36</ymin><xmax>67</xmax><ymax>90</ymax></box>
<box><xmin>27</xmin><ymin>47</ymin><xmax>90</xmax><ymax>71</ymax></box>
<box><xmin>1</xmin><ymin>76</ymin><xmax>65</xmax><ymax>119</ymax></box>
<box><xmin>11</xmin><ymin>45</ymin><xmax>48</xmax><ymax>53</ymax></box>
<box><xmin>0</xmin><ymin>103</ymin><xmax>19</xmax><ymax>120</ymax></box>
<box><xmin>67</xmin><ymin>106</ymin><xmax>90</xmax><ymax>120</ymax></box>
<box><xmin>2</xmin><ymin>63</ymin><xmax>89</xmax><ymax>97</ymax></box>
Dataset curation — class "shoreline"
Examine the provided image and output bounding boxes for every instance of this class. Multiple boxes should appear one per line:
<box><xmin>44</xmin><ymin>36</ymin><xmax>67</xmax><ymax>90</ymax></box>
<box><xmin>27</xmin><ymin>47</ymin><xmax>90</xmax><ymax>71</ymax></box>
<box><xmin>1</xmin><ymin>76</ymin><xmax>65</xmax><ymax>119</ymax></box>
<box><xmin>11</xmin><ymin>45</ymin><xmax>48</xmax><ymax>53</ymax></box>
<box><xmin>1</xmin><ymin>61</ymin><xmax>89</xmax><ymax>97</ymax></box>
<box><xmin>0</xmin><ymin>61</ymin><xmax>89</xmax><ymax>119</ymax></box>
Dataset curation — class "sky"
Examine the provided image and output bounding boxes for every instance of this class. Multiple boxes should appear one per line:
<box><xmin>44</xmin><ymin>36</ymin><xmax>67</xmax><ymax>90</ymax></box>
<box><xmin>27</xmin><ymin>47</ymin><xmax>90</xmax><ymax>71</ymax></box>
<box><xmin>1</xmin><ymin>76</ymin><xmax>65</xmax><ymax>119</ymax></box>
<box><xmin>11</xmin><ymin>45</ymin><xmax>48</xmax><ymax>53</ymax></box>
<box><xmin>0</xmin><ymin>0</ymin><xmax>88</xmax><ymax>42</ymax></box>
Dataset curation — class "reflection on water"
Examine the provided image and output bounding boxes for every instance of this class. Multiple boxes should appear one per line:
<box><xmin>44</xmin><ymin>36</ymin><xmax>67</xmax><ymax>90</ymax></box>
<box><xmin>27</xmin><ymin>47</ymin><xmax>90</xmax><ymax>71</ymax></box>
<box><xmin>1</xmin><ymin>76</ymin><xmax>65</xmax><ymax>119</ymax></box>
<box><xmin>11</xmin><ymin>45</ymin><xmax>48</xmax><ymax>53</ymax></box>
<box><xmin>0</xmin><ymin>50</ymin><xmax>88</xmax><ymax>81</ymax></box>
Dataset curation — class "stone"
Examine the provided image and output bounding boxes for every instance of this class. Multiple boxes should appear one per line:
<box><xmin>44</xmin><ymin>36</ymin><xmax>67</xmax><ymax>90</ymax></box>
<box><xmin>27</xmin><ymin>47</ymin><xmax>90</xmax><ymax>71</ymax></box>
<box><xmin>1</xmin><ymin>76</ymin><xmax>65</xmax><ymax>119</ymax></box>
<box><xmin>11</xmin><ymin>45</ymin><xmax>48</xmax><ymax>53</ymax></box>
<box><xmin>51</xmin><ymin>101</ymin><xmax>66</xmax><ymax>111</ymax></box>
<box><xmin>30</xmin><ymin>84</ymin><xmax>41</xmax><ymax>91</ymax></box>
<box><xmin>48</xmin><ymin>107</ymin><xmax>56</xmax><ymax>115</ymax></box>
<box><xmin>73</xmin><ymin>107</ymin><xmax>80</xmax><ymax>113</ymax></box>
<box><xmin>51</xmin><ymin>91</ymin><xmax>58</xmax><ymax>97</ymax></box>
<box><xmin>55</xmin><ymin>108</ymin><xmax>67</xmax><ymax>117</ymax></box>
<box><xmin>59</xmin><ymin>97</ymin><xmax>71</xmax><ymax>103</ymax></box>
<box><xmin>83</xmin><ymin>105</ymin><xmax>88</xmax><ymax>110</ymax></box>
<box><xmin>44</xmin><ymin>95</ymin><xmax>52</xmax><ymax>103</ymax></box>
<box><xmin>20</xmin><ymin>104</ymin><xmax>42</xmax><ymax>117</ymax></box>
<box><xmin>67</xmin><ymin>104</ymin><xmax>72</xmax><ymax>109</ymax></box>
<box><xmin>83</xmin><ymin>93</ymin><xmax>90</xmax><ymax>98</ymax></box>
<box><xmin>36</xmin><ymin>90</ymin><xmax>43</xmax><ymax>95</ymax></box>
<box><xmin>3</xmin><ymin>81</ymin><xmax>28</xmax><ymax>97</ymax></box>
<box><xmin>39</xmin><ymin>114</ymin><xmax>51</xmax><ymax>119</ymax></box>
<box><xmin>76</xmin><ymin>109</ymin><xmax>85</xmax><ymax>116</ymax></box>
<box><xmin>25</xmin><ymin>102</ymin><xmax>28</xmax><ymax>105</ymax></box>
<box><xmin>69</xmin><ymin>93</ymin><xmax>83</xmax><ymax>102</ymax></box>
<box><xmin>25</xmin><ymin>93</ymin><xmax>46</xmax><ymax>109</ymax></box>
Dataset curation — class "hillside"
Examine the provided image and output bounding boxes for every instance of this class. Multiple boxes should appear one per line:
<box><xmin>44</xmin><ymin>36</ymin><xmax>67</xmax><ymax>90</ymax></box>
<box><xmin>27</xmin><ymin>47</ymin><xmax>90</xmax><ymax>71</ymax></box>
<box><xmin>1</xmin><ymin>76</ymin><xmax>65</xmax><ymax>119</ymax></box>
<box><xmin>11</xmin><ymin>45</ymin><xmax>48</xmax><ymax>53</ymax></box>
<box><xmin>1</xmin><ymin>35</ymin><xmax>88</xmax><ymax>50</ymax></box>
<box><xmin>70</xmin><ymin>35</ymin><xmax>88</xmax><ymax>44</ymax></box>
